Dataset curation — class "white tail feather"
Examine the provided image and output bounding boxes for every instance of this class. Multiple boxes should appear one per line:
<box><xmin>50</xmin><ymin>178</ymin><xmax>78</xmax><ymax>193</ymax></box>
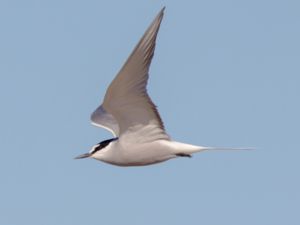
<box><xmin>200</xmin><ymin>147</ymin><xmax>253</xmax><ymax>151</ymax></box>
<box><xmin>169</xmin><ymin>141</ymin><xmax>253</xmax><ymax>155</ymax></box>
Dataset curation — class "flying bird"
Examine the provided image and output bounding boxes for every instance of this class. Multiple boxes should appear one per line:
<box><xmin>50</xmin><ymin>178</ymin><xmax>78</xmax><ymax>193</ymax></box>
<box><xmin>75</xmin><ymin>7</ymin><xmax>245</xmax><ymax>166</ymax></box>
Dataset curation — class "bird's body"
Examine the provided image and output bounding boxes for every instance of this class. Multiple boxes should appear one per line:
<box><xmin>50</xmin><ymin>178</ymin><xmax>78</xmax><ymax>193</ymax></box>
<box><xmin>92</xmin><ymin>138</ymin><xmax>206</xmax><ymax>167</ymax></box>
<box><xmin>75</xmin><ymin>7</ymin><xmax>246</xmax><ymax>166</ymax></box>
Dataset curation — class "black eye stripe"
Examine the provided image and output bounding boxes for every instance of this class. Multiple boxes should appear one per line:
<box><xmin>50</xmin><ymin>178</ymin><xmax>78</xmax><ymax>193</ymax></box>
<box><xmin>91</xmin><ymin>137</ymin><xmax>118</xmax><ymax>154</ymax></box>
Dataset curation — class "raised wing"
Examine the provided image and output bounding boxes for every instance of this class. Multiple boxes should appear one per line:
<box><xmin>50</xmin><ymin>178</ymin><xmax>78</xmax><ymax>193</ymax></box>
<box><xmin>91</xmin><ymin>105</ymin><xmax>119</xmax><ymax>136</ymax></box>
<box><xmin>101</xmin><ymin>7</ymin><xmax>169</xmax><ymax>141</ymax></box>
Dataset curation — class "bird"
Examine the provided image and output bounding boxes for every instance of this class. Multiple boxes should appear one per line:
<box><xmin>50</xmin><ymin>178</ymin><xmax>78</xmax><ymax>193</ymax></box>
<box><xmin>75</xmin><ymin>7</ymin><xmax>247</xmax><ymax>166</ymax></box>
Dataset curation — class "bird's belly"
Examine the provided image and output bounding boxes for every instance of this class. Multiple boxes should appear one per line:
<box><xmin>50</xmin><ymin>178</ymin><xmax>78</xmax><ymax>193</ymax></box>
<box><xmin>107</xmin><ymin>141</ymin><xmax>176</xmax><ymax>166</ymax></box>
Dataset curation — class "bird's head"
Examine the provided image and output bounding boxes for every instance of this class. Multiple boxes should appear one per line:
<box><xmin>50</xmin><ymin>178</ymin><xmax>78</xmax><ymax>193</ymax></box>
<box><xmin>74</xmin><ymin>138</ymin><xmax>118</xmax><ymax>160</ymax></box>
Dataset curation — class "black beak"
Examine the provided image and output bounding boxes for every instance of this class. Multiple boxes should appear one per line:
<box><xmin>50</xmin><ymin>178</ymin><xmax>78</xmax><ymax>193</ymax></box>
<box><xmin>74</xmin><ymin>152</ymin><xmax>91</xmax><ymax>159</ymax></box>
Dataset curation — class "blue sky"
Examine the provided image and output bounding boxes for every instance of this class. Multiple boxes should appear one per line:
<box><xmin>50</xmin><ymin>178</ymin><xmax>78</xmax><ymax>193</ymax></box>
<box><xmin>0</xmin><ymin>0</ymin><xmax>299</xmax><ymax>224</ymax></box>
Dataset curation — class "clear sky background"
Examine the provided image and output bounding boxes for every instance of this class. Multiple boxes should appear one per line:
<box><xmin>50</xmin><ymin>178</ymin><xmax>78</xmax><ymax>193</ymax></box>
<box><xmin>0</xmin><ymin>0</ymin><xmax>299</xmax><ymax>224</ymax></box>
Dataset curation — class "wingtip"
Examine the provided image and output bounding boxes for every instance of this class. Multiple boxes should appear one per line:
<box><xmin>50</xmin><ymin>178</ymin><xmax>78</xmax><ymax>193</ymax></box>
<box><xmin>157</xmin><ymin>6</ymin><xmax>166</xmax><ymax>17</ymax></box>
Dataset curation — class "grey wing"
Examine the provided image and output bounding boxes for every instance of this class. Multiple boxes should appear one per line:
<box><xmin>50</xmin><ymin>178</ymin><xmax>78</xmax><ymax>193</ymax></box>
<box><xmin>102</xmin><ymin>7</ymin><xmax>169</xmax><ymax>140</ymax></box>
<box><xmin>91</xmin><ymin>105</ymin><xmax>119</xmax><ymax>137</ymax></box>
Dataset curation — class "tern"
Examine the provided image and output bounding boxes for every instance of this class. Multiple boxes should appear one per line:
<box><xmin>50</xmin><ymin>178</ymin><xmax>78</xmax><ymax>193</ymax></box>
<box><xmin>75</xmin><ymin>7</ymin><xmax>246</xmax><ymax>166</ymax></box>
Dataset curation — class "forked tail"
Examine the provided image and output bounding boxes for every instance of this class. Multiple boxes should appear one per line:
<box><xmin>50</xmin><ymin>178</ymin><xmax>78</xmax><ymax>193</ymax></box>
<box><xmin>200</xmin><ymin>147</ymin><xmax>253</xmax><ymax>151</ymax></box>
<box><xmin>170</xmin><ymin>141</ymin><xmax>252</xmax><ymax>155</ymax></box>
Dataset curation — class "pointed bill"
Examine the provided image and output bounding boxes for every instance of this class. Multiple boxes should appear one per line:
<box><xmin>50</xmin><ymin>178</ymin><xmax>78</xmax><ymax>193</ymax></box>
<box><xmin>74</xmin><ymin>152</ymin><xmax>91</xmax><ymax>159</ymax></box>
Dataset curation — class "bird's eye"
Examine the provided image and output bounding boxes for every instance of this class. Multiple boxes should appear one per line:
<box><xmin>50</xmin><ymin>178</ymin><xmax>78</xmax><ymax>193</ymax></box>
<box><xmin>90</xmin><ymin>138</ymin><xmax>118</xmax><ymax>155</ymax></box>
<box><xmin>90</xmin><ymin>144</ymin><xmax>102</xmax><ymax>154</ymax></box>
